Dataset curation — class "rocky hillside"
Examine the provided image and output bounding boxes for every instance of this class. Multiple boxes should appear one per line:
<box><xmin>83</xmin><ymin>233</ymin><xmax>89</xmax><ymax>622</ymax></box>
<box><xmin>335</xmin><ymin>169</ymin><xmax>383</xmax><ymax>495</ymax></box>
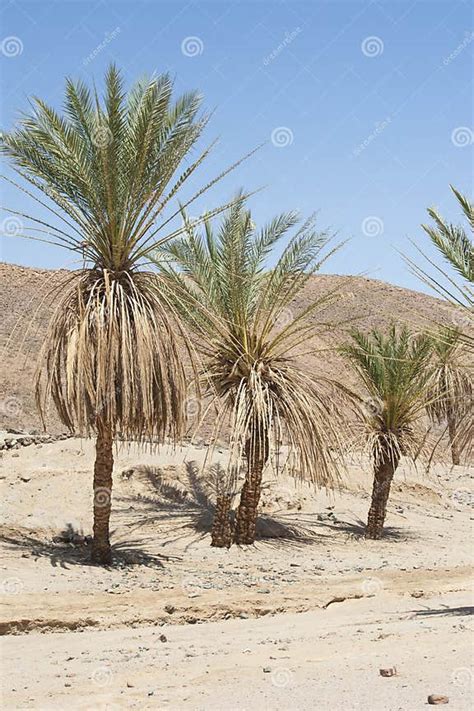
<box><xmin>0</xmin><ymin>262</ymin><xmax>461</xmax><ymax>435</ymax></box>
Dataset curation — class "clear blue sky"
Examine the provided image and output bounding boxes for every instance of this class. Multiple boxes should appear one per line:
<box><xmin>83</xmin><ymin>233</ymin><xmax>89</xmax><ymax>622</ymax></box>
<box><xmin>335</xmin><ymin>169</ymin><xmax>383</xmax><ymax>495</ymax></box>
<box><xmin>1</xmin><ymin>0</ymin><xmax>472</xmax><ymax>291</ymax></box>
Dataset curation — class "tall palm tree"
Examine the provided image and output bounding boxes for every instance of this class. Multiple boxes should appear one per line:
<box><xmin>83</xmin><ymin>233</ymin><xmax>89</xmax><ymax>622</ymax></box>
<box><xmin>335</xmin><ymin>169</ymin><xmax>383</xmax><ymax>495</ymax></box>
<box><xmin>426</xmin><ymin>326</ymin><xmax>472</xmax><ymax>466</ymax></box>
<box><xmin>1</xmin><ymin>65</ymin><xmax>244</xmax><ymax>564</ymax></box>
<box><xmin>342</xmin><ymin>326</ymin><xmax>433</xmax><ymax>539</ymax></box>
<box><xmin>156</xmin><ymin>199</ymin><xmax>353</xmax><ymax>546</ymax></box>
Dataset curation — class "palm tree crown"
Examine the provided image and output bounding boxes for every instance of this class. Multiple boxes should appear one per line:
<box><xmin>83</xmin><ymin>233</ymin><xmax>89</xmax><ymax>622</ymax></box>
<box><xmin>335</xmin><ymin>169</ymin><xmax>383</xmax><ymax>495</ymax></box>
<box><xmin>1</xmin><ymin>64</ymin><xmax>237</xmax><ymax>440</ymax></box>
<box><xmin>342</xmin><ymin>325</ymin><xmax>434</xmax><ymax>464</ymax></box>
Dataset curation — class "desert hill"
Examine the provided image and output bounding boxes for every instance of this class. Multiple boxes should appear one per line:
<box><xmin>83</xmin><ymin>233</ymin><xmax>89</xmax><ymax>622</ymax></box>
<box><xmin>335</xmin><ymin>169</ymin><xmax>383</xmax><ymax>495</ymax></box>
<box><xmin>0</xmin><ymin>261</ymin><xmax>460</xmax><ymax>435</ymax></box>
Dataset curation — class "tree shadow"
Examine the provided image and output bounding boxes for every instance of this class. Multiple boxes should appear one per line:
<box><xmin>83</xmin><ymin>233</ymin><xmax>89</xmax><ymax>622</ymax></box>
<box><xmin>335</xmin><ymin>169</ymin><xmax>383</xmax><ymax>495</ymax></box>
<box><xmin>413</xmin><ymin>606</ymin><xmax>473</xmax><ymax>618</ymax></box>
<box><xmin>0</xmin><ymin>526</ymin><xmax>178</xmax><ymax>570</ymax></box>
<box><xmin>116</xmin><ymin>463</ymin><xmax>337</xmax><ymax>549</ymax></box>
<box><xmin>311</xmin><ymin>514</ymin><xmax>419</xmax><ymax>541</ymax></box>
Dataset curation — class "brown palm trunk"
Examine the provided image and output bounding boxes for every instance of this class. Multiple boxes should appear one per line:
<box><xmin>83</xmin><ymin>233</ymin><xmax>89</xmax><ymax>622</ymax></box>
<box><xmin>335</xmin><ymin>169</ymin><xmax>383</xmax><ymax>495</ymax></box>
<box><xmin>447</xmin><ymin>407</ymin><xmax>460</xmax><ymax>466</ymax></box>
<box><xmin>234</xmin><ymin>433</ymin><xmax>269</xmax><ymax>545</ymax></box>
<box><xmin>211</xmin><ymin>495</ymin><xmax>233</xmax><ymax>548</ymax></box>
<box><xmin>366</xmin><ymin>447</ymin><xmax>400</xmax><ymax>540</ymax></box>
<box><xmin>91</xmin><ymin>420</ymin><xmax>114</xmax><ymax>565</ymax></box>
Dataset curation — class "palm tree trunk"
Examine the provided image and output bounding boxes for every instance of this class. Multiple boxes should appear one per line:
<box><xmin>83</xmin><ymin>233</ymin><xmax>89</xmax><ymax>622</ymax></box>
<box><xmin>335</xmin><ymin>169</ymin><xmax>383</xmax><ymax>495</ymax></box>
<box><xmin>366</xmin><ymin>448</ymin><xmax>400</xmax><ymax>540</ymax></box>
<box><xmin>234</xmin><ymin>433</ymin><xmax>269</xmax><ymax>545</ymax></box>
<box><xmin>211</xmin><ymin>494</ymin><xmax>233</xmax><ymax>548</ymax></box>
<box><xmin>447</xmin><ymin>407</ymin><xmax>460</xmax><ymax>466</ymax></box>
<box><xmin>91</xmin><ymin>420</ymin><xmax>113</xmax><ymax>565</ymax></box>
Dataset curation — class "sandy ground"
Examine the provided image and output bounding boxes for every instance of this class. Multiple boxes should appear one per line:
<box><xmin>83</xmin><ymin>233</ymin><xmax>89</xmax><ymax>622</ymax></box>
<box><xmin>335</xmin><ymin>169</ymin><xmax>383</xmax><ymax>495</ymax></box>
<box><xmin>0</xmin><ymin>438</ymin><xmax>473</xmax><ymax>709</ymax></box>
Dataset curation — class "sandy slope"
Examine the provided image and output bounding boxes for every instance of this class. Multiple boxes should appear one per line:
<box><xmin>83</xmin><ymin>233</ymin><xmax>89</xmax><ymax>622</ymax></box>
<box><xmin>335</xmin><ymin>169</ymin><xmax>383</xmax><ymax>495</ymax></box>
<box><xmin>0</xmin><ymin>439</ymin><xmax>473</xmax><ymax>709</ymax></box>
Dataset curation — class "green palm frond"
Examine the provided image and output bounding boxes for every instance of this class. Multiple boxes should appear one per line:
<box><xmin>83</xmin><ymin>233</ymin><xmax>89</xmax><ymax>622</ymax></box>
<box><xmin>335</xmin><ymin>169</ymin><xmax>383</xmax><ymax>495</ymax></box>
<box><xmin>406</xmin><ymin>185</ymin><xmax>474</xmax><ymax>309</ymax></box>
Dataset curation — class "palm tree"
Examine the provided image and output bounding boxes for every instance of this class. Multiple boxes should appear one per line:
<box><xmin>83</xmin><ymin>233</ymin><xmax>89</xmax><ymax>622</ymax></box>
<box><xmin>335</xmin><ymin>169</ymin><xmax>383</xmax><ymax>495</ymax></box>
<box><xmin>1</xmin><ymin>65</ymin><xmax>244</xmax><ymax>564</ymax></box>
<box><xmin>156</xmin><ymin>199</ymin><xmax>352</xmax><ymax>546</ymax></box>
<box><xmin>342</xmin><ymin>326</ymin><xmax>433</xmax><ymax>539</ymax></box>
<box><xmin>407</xmin><ymin>186</ymin><xmax>474</xmax><ymax>463</ymax></box>
<box><xmin>426</xmin><ymin>326</ymin><xmax>472</xmax><ymax>466</ymax></box>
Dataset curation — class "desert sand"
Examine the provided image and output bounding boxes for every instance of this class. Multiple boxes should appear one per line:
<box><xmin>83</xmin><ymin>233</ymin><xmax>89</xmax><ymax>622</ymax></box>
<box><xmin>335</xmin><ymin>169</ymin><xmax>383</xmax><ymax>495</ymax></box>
<box><xmin>1</xmin><ymin>436</ymin><xmax>472</xmax><ymax>709</ymax></box>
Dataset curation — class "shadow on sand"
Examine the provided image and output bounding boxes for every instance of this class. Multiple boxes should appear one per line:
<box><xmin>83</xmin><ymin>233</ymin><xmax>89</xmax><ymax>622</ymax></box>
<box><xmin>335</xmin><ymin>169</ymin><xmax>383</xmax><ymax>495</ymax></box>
<box><xmin>115</xmin><ymin>461</ymin><xmax>418</xmax><ymax>549</ymax></box>
<box><xmin>0</xmin><ymin>526</ymin><xmax>177</xmax><ymax>569</ymax></box>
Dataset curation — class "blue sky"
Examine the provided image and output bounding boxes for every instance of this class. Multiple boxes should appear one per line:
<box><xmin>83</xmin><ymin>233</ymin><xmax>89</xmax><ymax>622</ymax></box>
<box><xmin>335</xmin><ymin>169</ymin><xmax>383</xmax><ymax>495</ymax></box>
<box><xmin>1</xmin><ymin>0</ymin><xmax>472</xmax><ymax>292</ymax></box>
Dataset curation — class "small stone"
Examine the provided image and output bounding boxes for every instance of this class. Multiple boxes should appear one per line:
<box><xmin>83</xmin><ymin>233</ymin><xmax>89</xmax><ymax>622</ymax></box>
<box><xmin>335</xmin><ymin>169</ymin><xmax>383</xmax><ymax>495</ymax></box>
<box><xmin>263</xmin><ymin>667</ymin><xmax>271</xmax><ymax>673</ymax></box>
<box><xmin>126</xmin><ymin>681</ymin><xmax>134</xmax><ymax>688</ymax></box>
<box><xmin>428</xmin><ymin>695</ymin><xmax>449</xmax><ymax>705</ymax></box>
<box><xmin>20</xmin><ymin>475</ymin><xmax>31</xmax><ymax>482</ymax></box>
<box><xmin>159</xmin><ymin>634</ymin><xmax>167</xmax><ymax>642</ymax></box>
<box><xmin>164</xmin><ymin>604</ymin><xmax>175</xmax><ymax>614</ymax></box>
<box><xmin>379</xmin><ymin>667</ymin><xmax>397</xmax><ymax>677</ymax></box>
